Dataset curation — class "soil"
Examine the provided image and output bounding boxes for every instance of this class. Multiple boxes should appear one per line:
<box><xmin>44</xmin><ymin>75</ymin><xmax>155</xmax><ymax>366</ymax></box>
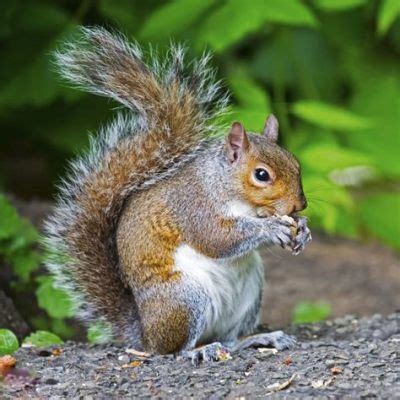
<box><xmin>260</xmin><ymin>235</ymin><xmax>400</xmax><ymax>327</ymax></box>
<box><xmin>1</xmin><ymin>313</ymin><xmax>399</xmax><ymax>398</ymax></box>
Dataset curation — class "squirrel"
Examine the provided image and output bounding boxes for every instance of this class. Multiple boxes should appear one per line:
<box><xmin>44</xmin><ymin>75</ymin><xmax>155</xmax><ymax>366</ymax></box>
<box><xmin>45</xmin><ymin>27</ymin><xmax>311</xmax><ymax>363</ymax></box>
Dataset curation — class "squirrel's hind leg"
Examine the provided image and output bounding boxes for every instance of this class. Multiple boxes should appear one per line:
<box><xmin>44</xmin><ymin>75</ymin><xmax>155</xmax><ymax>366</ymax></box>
<box><xmin>136</xmin><ymin>281</ymin><xmax>208</xmax><ymax>355</ymax></box>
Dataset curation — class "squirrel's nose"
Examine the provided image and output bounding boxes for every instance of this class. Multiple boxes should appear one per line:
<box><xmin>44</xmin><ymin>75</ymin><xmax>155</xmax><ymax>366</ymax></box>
<box><xmin>292</xmin><ymin>193</ymin><xmax>307</xmax><ymax>213</ymax></box>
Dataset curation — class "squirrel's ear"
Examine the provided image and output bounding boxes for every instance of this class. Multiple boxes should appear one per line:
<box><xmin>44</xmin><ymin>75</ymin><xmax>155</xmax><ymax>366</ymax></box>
<box><xmin>227</xmin><ymin>122</ymin><xmax>249</xmax><ymax>163</ymax></box>
<box><xmin>263</xmin><ymin>114</ymin><xmax>279</xmax><ymax>143</ymax></box>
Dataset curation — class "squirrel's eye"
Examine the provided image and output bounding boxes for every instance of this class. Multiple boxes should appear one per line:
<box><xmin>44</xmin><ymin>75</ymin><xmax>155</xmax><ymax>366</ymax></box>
<box><xmin>254</xmin><ymin>168</ymin><xmax>270</xmax><ymax>182</ymax></box>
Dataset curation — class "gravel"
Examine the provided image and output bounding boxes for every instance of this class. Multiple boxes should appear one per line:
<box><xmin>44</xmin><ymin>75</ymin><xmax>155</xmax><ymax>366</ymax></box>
<box><xmin>1</xmin><ymin>313</ymin><xmax>399</xmax><ymax>398</ymax></box>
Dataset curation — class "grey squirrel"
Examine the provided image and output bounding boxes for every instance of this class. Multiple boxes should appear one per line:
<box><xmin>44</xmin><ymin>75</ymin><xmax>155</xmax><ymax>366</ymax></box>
<box><xmin>45</xmin><ymin>27</ymin><xmax>311</xmax><ymax>363</ymax></box>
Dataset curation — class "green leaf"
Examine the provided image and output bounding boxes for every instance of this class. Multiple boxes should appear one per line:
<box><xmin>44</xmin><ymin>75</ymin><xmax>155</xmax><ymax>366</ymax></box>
<box><xmin>0</xmin><ymin>329</ymin><xmax>19</xmax><ymax>355</ymax></box>
<box><xmin>23</xmin><ymin>331</ymin><xmax>63</xmax><ymax>347</ymax></box>
<box><xmin>87</xmin><ymin>322</ymin><xmax>112</xmax><ymax>344</ymax></box>
<box><xmin>198</xmin><ymin>0</ymin><xmax>317</xmax><ymax>52</ymax></box>
<box><xmin>313</xmin><ymin>0</ymin><xmax>367</xmax><ymax>12</ymax></box>
<box><xmin>360</xmin><ymin>193</ymin><xmax>400</xmax><ymax>250</ymax></box>
<box><xmin>0</xmin><ymin>194</ymin><xmax>21</xmax><ymax>239</ymax></box>
<box><xmin>292</xmin><ymin>301</ymin><xmax>331</xmax><ymax>324</ymax></box>
<box><xmin>224</xmin><ymin>108</ymin><xmax>269</xmax><ymax>133</ymax></box>
<box><xmin>300</xmin><ymin>143</ymin><xmax>372</xmax><ymax>174</ymax></box>
<box><xmin>302</xmin><ymin>175</ymin><xmax>354</xmax><ymax>233</ymax></box>
<box><xmin>11</xmin><ymin>251</ymin><xmax>42</xmax><ymax>281</ymax></box>
<box><xmin>292</xmin><ymin>100</ymin><xmax>373</xmax><ymax>131</ymax></box>
<box><xmin>349</xmin><ymin>74</ymin><xmax>400</xmax><ymax>177</ymax></box>
<box><xmin>36</xmin><ymin>277</ymin><xmax>75</xmax><ymax>319</ymax></box>
<box><xmin>377</xmin><ymin>0</ymin><xmax>400</xmax><ymax>36</ymax></box>
<box><xmin>228</xmin><ymin>69</ymin><xmax>270</xmax><ymax>110</ymax></box>
<box><xmin>140</xmin><ymin>0</ymin><xmax>214</xmax><ymax>41</ymax></box>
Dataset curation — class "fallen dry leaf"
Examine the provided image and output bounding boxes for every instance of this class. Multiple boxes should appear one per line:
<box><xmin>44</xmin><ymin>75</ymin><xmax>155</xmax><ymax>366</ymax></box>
<box><xmin>266</xmin><ymin>374</ymin><xmax>296</xmax><ymax>394</ymax></box>
<box><xmin>122</xmin><ymin>360</ymin><xmax>142</xmax><ymax>369</ymax></box>
<box><xmin>216</xmin><ymin>348</ymin><xmax>232</xmax><ymax>362</ymax></box>
<box><xmin>125</xmin><ymin>348</ymin><xmax>151</xmax><ymax>358</ymax></box>
<box><xmin>52</xmin><ymin>348</ymin><xmax>63</xmax><ymax>356</ymax></box>
<box><xmin>0</xmin><ymin>355</ymin><xmax>17</xmax><ymax>376</ymax></box>
<box><xmin>283</xmin><ymin>356</ymin><xmax>293</xmax><ymax>366</ymax></box>
<box><xmin>330</xmin><ymin>366</ymin><xmax>343</xmax><ymax>375</ymax></box>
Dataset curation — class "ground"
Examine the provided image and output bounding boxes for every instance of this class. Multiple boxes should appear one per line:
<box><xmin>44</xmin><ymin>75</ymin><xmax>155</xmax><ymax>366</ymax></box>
<box><xmin>1</xmin><ymin>313</ymin><xmax>399</xmax><ymax>398</ymax></box>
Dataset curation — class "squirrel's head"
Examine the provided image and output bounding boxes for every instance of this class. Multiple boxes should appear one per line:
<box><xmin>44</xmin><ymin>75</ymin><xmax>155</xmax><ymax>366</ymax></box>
<box><xmin>225</xmin><ymin>114</ymin><xmax>307</xmax><ymax>217</ymax></box>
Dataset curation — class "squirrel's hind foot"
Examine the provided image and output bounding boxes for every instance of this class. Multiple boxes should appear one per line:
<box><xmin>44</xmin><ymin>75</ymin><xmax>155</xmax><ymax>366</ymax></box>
<box><xmin>233</xmin><ymin>331</ymin><xmax>297</xmax><ymax>352</ymax></box>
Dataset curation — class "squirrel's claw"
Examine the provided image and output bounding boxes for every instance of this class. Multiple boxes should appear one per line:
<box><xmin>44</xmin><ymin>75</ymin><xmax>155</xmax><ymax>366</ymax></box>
<box><xmin>291</xmin><ymin>216</ymin><xmax>312</xmax><ymax>255</ymax></box>
<box><xmin>182</xmin><ymin>342</ymin><xmax>231</xmax><ymax>366</ymax></box>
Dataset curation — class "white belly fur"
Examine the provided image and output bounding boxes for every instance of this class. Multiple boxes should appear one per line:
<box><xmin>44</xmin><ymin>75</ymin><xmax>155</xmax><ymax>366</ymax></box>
<box><xmin>174</xmin><ymin>244</ymin><xmax>264</xmax><ymax>343</ymax></box>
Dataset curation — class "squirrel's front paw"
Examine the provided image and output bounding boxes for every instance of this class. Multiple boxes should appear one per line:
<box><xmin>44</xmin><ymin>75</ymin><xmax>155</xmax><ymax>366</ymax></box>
<box><xmin>291</xmin><ymin>216</ymin><xmax>312</xmax><ymax>255</ymax></box>
<box><xmin>266</xmin><ymin>216</ymin><xmax>298</xmax><ymax>249</ymax></box>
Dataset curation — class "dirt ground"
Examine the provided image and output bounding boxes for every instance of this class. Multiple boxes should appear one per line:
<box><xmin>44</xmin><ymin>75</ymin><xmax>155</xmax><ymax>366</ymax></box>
<box><xmin>261</xmin><ymin>235</ymin><xmax>400</xmax><ymax>327</ymax></box>
<box><xmin>1</xmin><ymin>313</ymin><xmax>399</xmax><ymax>398</ymax></box>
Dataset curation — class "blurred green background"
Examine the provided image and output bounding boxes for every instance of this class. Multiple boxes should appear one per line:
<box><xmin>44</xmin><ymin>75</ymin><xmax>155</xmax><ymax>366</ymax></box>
<box><xmin>0</xmin><ymin>0</ymin><xmax>399</xmax><ymax>343</ymax></box>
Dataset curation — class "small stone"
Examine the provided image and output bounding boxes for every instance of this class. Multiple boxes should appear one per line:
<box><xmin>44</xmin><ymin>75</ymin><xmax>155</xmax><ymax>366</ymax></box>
<box><xmin>44</xmin><ymin>378</ymin><xmax>59</xmax><ymax>385</ymax></box>
<box><xmin>117</xmin><ymin>354</ymin><xmax>130</xmax><ymax>364</ymax></box>
<box><xmin>325</xmin><ymin>359</ymin><xmax>335</xmax><ymax>367</ymax></box>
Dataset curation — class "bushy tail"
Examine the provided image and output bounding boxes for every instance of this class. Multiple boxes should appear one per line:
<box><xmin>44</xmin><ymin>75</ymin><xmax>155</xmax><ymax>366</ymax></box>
<box><xmin>45</xmin><ymin>27</ymin><xmax>228</xmax><ymax>342</ymax></box>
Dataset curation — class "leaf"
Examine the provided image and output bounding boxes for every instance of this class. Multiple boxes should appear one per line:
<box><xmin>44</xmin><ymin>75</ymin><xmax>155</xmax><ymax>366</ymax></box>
<box><xmin>198</xmin><ymin>0</ymin><xmax>317</xmax><ymax>52</ymax></box>
<box><xmin>0</xmin><ymin>330</ymin><xmax>19</xmax><ymax>356</ymax></box>
<box><xmin>360</xmin><ymin>193</ymin><xmax>400</xmax><ymax>250</ymax></box>
<box><xmin>36</xmin><ymin>277</ymin><xmax>75</xmax><ymax>319</ymax></box>
<box><xmin>377</xmin><ymin>0</ymin><xmax>400</xmax><ymax>36</ymax></box>
<box><xmin>0</xmin><ymin>195</ymin><xmax>22</xmax><ymax>239</ymax></box>
<box><xmin>23</xmin><ymin>331</ymin><xmax>63</xmax><ymax>347</ymax></box>
<box><xmin>292</xmin><ymin>100</ymin><xmax>373</xmax><ymax>130</ymax></box>
<box><xmin>228</xmin><ymin>69</ymin><xmax>270</xmax><ymax>110</ymax></box>
<box><xmin>140</xmin><ymin>0</ymin><xmax>214</xmax><ymax>41</ymax></box>
<box><xmin>300</xmin><ymin>143</ymin><xmax>372</xmax><ymax>174</ymax></box>
<box><xmin>292</xmin><ymin>301</ymin><xmax>331</xmax><ymax>324</ymax></box>
<box><xmin>313</xmin><ymin>0</ymin><xmax>367</xmax><ymax>12</ymax></box>
<box><xmin>87</xmin><ymin>322</ymin><xmax>112</xmax><ymax>344</ymax></box>
<box><xmin>302</xmin><ymin>175</ymin><xmax>355</xmax><ymax>234</ymax></box>
<box><xmin>224</xmin><ymin>69</ymin><xmax>272</xmax><ymax>131</ymax></box>
<box><xmin>11</xmin><ymin>251</ymin><xmax>42</xmax><ymax>281</ymax></box>
<box><xmin>349</xmin><ymin>74</ymin><xmax>400</xmax><ymax>177</ymax></box>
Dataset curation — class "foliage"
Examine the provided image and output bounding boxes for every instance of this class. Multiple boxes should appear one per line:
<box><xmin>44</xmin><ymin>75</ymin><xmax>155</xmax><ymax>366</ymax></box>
<box><xmin>292</xmin><ymin>301</ymin><xmax>332</xmax><ymax>324</ymax></box>
<box><xmin>0</xmin><ymin>329</ymin><xmax>19</xmax><ymax>356</ymax></box>
<box><xmin>0</xmin><ymin>196</ymin><xmax>74</xmax><ymax>338</ymax></box>
<box><xmin>0</xmin><ymin>195</ymin><xmax>41</xmax><ymax>281</ymax></box>
<box><xmin>23</xmin><ymin>330</ymin><xmax>63</xmax><ymax>347</ymax></box>
<box><xmin>0</xmin><ymin>0</ymin><xmax>398</xmax><ymax>249</ymax></box>
<box><xmin>87</xmin><ymin>322</ymin><xmax>113</xmax><ymax>344</ymax></box>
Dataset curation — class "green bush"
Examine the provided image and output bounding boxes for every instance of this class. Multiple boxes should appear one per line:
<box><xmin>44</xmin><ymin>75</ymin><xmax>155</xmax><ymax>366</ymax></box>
<box><xmin>0</xmin><ymin>195</ymin><xmax>74</xmax><ymax>338</ymax></box>
<box><xmin>1</xmin><ymin>0</ymin><xmax>398</xmax><ymax>249</ymax></box>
